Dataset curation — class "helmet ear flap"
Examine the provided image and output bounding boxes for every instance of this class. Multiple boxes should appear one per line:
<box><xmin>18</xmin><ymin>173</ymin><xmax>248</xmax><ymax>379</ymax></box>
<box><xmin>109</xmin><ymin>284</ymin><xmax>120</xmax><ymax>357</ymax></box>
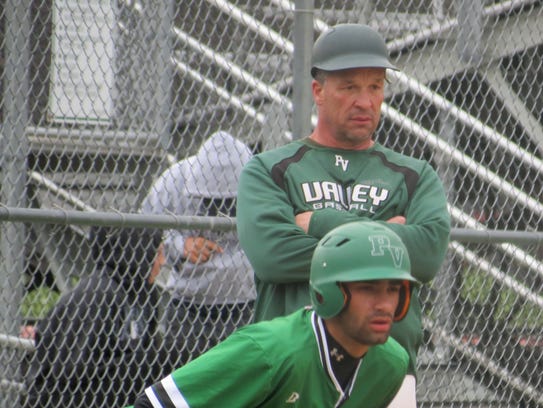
<box><xmin>394</xmin><ymin>281</ymin><xmax>412</xmax><ymax>322</ymax></box>
<box><xmin>310</xmin><ymin>282</ymin><xmax>347</xmax><ymax>319</ymax></box>
<box><xmin>340</xmin><ymin>283</ymin><xmax>351</xmax><ymax>310</ymax></box>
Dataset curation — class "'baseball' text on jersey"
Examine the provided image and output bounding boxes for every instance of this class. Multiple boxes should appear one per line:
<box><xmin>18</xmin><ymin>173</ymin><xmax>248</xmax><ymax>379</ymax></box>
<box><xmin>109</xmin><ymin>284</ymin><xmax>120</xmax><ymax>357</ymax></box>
<box><xmin>301</xmin><ymin>181</ymin><xmax>390</xmax><ymax>212</ymax></box>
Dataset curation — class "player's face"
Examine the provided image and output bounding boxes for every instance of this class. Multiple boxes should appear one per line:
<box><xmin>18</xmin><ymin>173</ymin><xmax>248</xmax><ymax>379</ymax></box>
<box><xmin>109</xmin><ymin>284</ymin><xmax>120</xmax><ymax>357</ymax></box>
<box><xmin>312</xmin><ymin>67</ymin><xmax>386</xmax><ymax>150</ymax></box>
<box><xmin>333</xmin><ymin>280</ymin><xmax>401</xmax><ymax>356</ymax></box>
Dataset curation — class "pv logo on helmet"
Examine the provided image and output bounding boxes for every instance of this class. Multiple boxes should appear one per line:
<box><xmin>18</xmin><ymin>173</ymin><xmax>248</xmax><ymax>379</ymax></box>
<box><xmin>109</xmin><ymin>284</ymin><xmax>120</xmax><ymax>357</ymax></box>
<box><xmin>368</xmin><ymin>234</ymin><xmax>405</xmax><ymax>268</ymax></box>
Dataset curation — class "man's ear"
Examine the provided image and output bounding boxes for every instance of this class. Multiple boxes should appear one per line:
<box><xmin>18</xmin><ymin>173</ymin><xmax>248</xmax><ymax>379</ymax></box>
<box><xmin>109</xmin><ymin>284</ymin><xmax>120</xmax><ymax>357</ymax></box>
<box><xmin>312</xmin><ymin>79</ymin><xmax>324</xmax><ymax>106</ymax></box>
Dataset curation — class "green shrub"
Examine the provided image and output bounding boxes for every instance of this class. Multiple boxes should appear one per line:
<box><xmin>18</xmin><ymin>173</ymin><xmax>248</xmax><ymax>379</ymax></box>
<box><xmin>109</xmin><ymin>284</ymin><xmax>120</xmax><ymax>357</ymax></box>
<box><xmin>461</xmin><ymin>268</ymin><xmax>543</xmax><ymax>328</ymax></box>
<box><xmin>22</xmin><ymin>287</ymin><xmax>61</xmax><ymax>319</ymax></box>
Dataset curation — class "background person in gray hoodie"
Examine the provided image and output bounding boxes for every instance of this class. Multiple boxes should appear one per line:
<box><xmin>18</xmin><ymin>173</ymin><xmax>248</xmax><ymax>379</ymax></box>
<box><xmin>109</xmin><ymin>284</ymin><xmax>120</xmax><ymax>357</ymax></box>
<box><xmin>140</xmin><ymin>130</ymin><xmax>256</xmax><ymax>364</ymax></box>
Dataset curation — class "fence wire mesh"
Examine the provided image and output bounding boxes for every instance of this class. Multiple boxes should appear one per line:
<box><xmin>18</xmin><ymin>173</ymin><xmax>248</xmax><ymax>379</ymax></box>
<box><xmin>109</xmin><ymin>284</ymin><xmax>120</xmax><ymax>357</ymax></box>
<box><xmin>0</xmin><ymin>0</ymin><xmax>542</xmax><ymax>407</ymax></box>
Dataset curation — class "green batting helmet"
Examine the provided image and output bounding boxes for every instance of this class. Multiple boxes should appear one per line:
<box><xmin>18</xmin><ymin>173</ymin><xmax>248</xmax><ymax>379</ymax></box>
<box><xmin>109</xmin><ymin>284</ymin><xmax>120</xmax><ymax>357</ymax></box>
<box><xmin>311</xmin><ymin>23</ymin><xmax>398</xmax><ymax>78</ymax></box>
<box><xmin>309</xmin><ymin>221</ymin><xmax>418</xmax><ymax>320</ymax></box>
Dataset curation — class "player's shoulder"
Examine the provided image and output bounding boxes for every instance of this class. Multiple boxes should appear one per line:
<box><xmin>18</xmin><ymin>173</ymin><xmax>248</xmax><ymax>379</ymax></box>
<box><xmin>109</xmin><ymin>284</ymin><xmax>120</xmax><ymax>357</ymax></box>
<box><xmin>250</xmin><ymin>140</ymin><xmax>308</xmax><ymax>166</ymax></box>
<box><xmin>369</xmin><ymin>336</ymin><xmax>409</xmax><ymax>369</ymax></box>
<box><xmin>236</xmin><ymin>308</ymin><xmax>313</xmax><ymax>350</ymax></box>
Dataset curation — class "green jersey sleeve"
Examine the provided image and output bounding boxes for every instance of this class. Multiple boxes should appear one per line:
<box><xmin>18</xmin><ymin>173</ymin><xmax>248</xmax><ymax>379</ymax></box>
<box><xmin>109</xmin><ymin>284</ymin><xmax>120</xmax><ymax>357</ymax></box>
<box><xmin>381</xmin><ymin>161</ymin><xmax>450</xmax><ymax>283</ymax></box>
<box><xmin>237</xmin><ymin>155</ymin><xmax>318</xmax><ymax>284</ymax></box>
<box><xmin>144</xmin><ymin>331</ymin><xmax>273</xmax><ymax>407</ymax></box>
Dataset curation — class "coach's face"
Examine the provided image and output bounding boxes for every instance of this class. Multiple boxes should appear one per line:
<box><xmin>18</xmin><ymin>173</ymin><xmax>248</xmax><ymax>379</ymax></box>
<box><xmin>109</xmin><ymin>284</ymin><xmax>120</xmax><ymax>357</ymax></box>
<box><xmin>312</xmin><ymin>67</ymin><xmax>386</xmax><ymax>150</ymax></box>
<box><xmin>328</xmin><ymin>279</ymin><xmax>401</xmax><ymax>358</ymax></box>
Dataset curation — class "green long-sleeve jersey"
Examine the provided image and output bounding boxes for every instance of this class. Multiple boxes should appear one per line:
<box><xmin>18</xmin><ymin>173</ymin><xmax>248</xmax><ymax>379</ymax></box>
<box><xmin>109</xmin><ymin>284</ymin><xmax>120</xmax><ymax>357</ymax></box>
<box><xmin>237</xmin><ymin>138</ymin><xmax>451</xmax><ymax>374</ymax></box>
<box><xmin>135</xmin><ymin>308</ymin><xmax>408</xmax><ymax>408</ymax></box>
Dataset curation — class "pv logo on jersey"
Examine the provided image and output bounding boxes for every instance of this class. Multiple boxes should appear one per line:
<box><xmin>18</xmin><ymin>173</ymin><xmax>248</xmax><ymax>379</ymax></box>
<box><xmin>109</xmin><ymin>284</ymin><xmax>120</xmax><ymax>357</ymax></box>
<box><xmin>335</xmin><ymin>155</ymin><xmax>349</xmax><ymax>171</ymax></box>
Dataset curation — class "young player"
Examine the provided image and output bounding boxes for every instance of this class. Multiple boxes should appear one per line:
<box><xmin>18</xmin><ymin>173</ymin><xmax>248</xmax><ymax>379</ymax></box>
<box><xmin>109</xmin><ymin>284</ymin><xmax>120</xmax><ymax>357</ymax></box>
<box><xmin>129</xmin><ymin>221</ymin><xmax>419</xmax><ymax>408</ymax></box>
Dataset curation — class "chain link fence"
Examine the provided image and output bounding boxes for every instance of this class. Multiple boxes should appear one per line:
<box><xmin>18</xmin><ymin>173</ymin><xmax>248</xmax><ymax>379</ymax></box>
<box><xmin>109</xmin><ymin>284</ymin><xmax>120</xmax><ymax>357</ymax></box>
<box><xmin>0</xmin><ymin>0</ymin><xmax>542</xmax><ymax>406</ymax></box>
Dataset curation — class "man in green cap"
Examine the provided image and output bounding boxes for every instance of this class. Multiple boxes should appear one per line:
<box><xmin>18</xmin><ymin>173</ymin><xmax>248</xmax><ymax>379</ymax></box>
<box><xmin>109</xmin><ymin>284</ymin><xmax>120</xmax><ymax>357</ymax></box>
<box><xmin>237</xmin><ymin>23</ymin><xmax>451</xmax><ymax>407</ymax></box>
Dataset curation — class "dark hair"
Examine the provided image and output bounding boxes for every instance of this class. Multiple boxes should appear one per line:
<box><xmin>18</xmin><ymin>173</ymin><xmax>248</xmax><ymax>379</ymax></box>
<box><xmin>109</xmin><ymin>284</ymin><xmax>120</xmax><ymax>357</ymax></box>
<box><xmin>312</xmin><ymin>68</ymin><xmax>329</xmax><ymax>84</ymax></box>
<box><xmin>90</xmin><ymin>226</ymin><xmax>163</xmax><ymax>286</ymax></box>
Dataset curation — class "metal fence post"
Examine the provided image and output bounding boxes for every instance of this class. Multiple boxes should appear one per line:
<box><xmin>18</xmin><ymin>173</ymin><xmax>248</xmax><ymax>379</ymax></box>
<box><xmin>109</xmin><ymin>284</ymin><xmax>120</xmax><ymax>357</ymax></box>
<box><xmin>292</xmin><ymin>0</ymin><xmax>314</xmax><ymax>140</ymax></box>
<box><xmin>1</xmin><ymin>1</ymin><xmax>32</xmax><ymax>406</ymax></box>
<box><xmin>430</xmin><ymin>111</ymin><xmax>459</xmax><ymax>363</ymax></box>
